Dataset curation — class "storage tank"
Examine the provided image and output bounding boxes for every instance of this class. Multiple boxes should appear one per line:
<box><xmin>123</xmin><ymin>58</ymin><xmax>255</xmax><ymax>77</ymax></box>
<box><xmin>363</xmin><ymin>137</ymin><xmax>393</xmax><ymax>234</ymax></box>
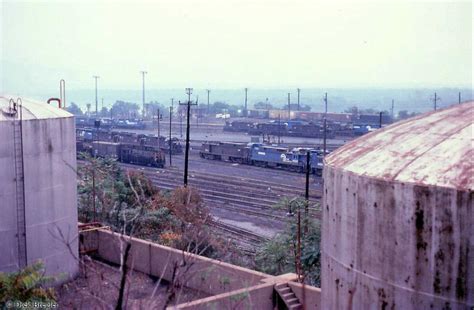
<box><xmin>321</xmin><ymin>102</ymin><xmax>473</xmax><ymax>309</ymax></box>
<box><xmin>0</xmin><ymin>96</ymin><xmax>78</xmax><ymax>280</ymax></box>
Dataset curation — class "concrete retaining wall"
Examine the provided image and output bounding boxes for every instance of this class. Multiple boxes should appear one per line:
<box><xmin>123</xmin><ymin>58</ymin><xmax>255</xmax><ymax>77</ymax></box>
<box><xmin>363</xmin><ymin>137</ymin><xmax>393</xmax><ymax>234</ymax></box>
<box><xmin>80</xmin><ymin>227</ymin><xmax>322</xmax><ymax>309</ymax></box>
<box><xmin>172</xmin><ymin>282</ymin><xmax>275</xmax><ymax>310</ymax></box>
<box><xmin>81</xmin><ymin>228</ymin><xmax>269</xmax><ymax>296</ymax></box>
<box><xmin>288</xmin><ymin>281</ymin><xmax>322</xmax><ymax>309</ymax></box>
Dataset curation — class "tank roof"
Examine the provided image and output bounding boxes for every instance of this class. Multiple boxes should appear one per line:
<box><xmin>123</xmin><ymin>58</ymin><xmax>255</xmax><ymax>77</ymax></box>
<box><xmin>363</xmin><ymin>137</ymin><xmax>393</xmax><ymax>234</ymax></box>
<box><xmin>0</xmin><ymin>95</ymin><xmax>73</xmax><ymax>121</ymax></box>
<box><xmin>325</xmin><ymin>101</ymin><xmax>474</xmax><ymax>191</ymax></box>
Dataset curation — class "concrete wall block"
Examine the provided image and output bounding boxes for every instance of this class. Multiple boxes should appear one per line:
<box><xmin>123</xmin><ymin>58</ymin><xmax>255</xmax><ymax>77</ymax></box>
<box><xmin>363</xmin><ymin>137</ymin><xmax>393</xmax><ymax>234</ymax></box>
<box><xmin>172</xmin><ymin>282</ymin><xmax>275</xmax><ymax>310</ymax></box>
<box><xmin>288</xmin><ymin>281</ymin><xmax>322</xmax><ymax>309</ymax></box>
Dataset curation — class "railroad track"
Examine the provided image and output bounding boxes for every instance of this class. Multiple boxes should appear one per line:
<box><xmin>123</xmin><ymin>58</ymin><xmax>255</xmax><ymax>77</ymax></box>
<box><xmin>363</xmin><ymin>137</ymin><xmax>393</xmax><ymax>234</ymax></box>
<box><xmin>207</xmin><ymin>220</ymin><xmax>270</xmax><ymax>254</ymax></box>
<box><xmin>78</xmin><ymin>160</ymin><xmax>322</xmax><ymax>244</ymax></box>
<box><xmin>144</xmin><ymin>170</ymin><xmax>321</xmax><ymax>220</ymax></box>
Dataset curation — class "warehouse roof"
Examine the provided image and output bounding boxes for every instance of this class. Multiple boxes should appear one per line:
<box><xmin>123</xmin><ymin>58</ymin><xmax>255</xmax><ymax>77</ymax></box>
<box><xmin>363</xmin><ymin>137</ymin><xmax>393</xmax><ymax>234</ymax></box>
<box><xmin>0</xmin><ymin>95</ymin><xmax>72</xmax><ymax>121</ymax></box>
<box><xmin>325</xmin><ymin>101</ymin><xmax>474</xmax><ymax>191</ymax></box>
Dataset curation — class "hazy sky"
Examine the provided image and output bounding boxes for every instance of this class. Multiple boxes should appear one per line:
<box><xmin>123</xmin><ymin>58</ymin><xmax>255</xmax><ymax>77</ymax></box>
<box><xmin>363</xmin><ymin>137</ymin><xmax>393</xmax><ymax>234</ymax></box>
<box><xmin>1</xmin><ymin>0</ymin><xmax>472</xmax><ymax>95</ymax></box>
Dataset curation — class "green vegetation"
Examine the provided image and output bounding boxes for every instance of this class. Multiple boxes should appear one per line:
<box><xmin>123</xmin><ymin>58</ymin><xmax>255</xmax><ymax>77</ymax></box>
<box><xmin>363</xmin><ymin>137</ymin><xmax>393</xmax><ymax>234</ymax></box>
<box><xmin>0</xmin><ymin>262</ymin><xmax>57</xmax><ymax>304</ymax></box>
<box><xmin>78</xmin><ymin>157</ymin><xmax>322</xmax><ymax>285</ymax></box>
<box><xmin>78</xmin><ymin>156</ymin><xmax>224</xmax><ymax>258</ymax></box>
<box><xmin>256</xmin><ymin>198</ymin><xmax>321</xmax><ymax>286</ymax></box>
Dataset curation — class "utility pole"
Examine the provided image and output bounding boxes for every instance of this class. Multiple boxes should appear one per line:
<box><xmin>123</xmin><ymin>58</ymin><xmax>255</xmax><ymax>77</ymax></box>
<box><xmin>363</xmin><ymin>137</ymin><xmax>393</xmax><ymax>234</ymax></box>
<box><xmin>278</xmin><ymin>113</ymin><xmax>281</xmax><ymax>145</ymax></box>
<box><xmin>304</xmin><ymin>150</ymin><xmax>310</xmax><ymax>233</ymax></box>
<box><xmin>297</xmin><ymin>88</ymin><xmax>301</xmax><ymax>111</ymax></box>
<box><xmin>157</xmin><ymin>108</ymin><xmax>161</xmax><ymax>149</ymax></box>
<box><xmin>93</xmin><ymin>75</ymin><xmax>99</xmax><ymax>117</ymax></box>
<box><xmin>288</xmin><ymin>93</ymin><xmax>291</xmax><ymax>120</ymax></box>
<box><xmin>323</xmin><ymin>92</ymin><xmax>328</xmax><ymax>157</ymax></box>
<box><xmin>169</xmin><ymin>98</ymin><xmax>174</xmax><ymax>167</ymax></box>
<box><xmin>244</xmin><ymin>88</ymin><xmax>248</xmax><ymax>117</ymax></box>
<box><xmin>433</xmin><ymin>92</ymin><xmax>438</xmax><ymax>111</ymax></box>
<box><xmin>379</xmin><ymin>112</ymin><xmax>383</xmax><ymax>128</ymax></box>
<box><xmin>140</xmin><ymin>71</ymin><xmax>147</xmax><ymax>118</ymax></box>
<box><xmin>196</xmin><ymin>96</ymin><xmax>200</xmax><ymax>128</ymax></box>
<box><xmin>101</xmin><ymin>98</ymin><xmax>104</xmax><ymax>114</ymax></box>
<box><xmin>206</xmin><ymin>89</ymin><xmax>210</xmax><ymax>115</ymax></box>
<box><xmin>459</xmin><ymin>92</ymin><xmax>461</xmax><ymax>104</ymax></box>
<box><xmin>179</xmin><ymin>88</ymin><xmax>197</xmax><ymax>187</ymax></box>
<box><xmin>391</xmin><ymin>99</ymin><xmax>395</xmax><ymax>121</ymax></box>
<box><xmin>180</xmin><ymin>107</ymin><xmax>183</xmax><ymax>138</ymax></box>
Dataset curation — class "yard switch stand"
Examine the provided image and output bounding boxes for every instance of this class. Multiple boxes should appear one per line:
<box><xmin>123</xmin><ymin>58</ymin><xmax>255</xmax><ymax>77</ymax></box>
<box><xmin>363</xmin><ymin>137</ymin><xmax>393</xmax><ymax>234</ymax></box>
<box><xmin>179</xmin><ymin>88</ymin><xmax>197</xmax><ymax>187</ymax></box>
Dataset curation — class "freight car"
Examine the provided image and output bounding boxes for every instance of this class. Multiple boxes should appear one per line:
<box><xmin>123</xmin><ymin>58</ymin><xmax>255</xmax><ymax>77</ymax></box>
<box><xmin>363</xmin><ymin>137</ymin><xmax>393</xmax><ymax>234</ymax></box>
<box><xmin>225</xmin><ymin>120</ymin><xmax>340</xmax><ymax>139</ymax></box>
<box><xmin>223</xmin><ymin>121</ymin><xmax>255</xmax><ymax>132</ymax></box>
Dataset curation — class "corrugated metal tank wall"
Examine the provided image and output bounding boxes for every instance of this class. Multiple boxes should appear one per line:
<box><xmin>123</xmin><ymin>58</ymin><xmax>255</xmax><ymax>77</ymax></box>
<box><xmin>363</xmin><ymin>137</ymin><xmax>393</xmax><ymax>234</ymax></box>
<box><xmin>321</xmin><ymin>102</ymin><xmax>473</xmax><ymax>309</ymax></box>
<box><xmin>0</xmin><ymin>96</ymin><xmax>78</xmax><ymax>280</ymax></box>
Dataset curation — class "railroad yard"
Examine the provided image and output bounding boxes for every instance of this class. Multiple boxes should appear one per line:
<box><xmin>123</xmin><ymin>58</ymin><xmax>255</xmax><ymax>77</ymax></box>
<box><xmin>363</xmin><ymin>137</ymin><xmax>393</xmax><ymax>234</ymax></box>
<box><xmin>98</xmin><ymin>121</ymin><xmax>344</xmax><ymax>253</ymax></box>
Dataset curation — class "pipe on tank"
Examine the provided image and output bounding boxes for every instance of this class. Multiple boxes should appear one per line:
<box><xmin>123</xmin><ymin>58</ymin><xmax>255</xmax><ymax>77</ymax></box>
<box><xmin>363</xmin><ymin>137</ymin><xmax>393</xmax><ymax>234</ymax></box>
<box><xmin>47</xmin><ymin>98</ymin><xmax>62</xmax><ymax>108</ymax></box>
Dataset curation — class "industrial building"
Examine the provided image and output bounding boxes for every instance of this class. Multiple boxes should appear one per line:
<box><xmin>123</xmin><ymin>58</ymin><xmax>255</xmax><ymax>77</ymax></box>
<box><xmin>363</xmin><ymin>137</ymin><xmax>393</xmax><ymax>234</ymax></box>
<box><xmin>0</xmin><ymin>96</ymin><xmax>78</xmax><ymax>280</ymax></box>
<box><xmin>322</xmin><ymin>101</ymin><xmax>473</xmax><ymax>309</ymax></box>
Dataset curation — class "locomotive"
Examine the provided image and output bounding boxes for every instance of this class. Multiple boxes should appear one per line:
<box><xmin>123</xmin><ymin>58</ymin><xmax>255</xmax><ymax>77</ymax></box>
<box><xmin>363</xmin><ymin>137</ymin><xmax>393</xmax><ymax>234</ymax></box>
<box><xmin>76</xmin><ymin>128</ymin><xmax>183</xmax><ymax>155</ymax></box>
<box><xmin>199</xmin><ymin>142</ymin><xmax>324</xmax><ymax>175</ymax></box>
<box><xmin>76</xmin><ymin>140</ymin><xmax>166</xmax><ymax>168</ymax></box>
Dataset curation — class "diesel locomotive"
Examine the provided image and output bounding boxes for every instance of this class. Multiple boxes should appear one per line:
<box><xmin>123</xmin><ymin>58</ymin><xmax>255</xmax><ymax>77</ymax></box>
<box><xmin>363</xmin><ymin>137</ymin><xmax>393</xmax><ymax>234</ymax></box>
<box><xmin>199</xmin><ymin>142</ymin><xmax>324</xmax><ymax>175</ymax></box>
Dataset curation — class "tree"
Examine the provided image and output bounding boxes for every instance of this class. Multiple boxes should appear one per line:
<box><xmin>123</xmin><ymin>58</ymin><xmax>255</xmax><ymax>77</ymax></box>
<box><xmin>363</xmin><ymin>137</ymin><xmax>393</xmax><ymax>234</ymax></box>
<box><xmin>254</xmin><ymin>101</ymin><xmax>273</xmax><ymax>110</ymax></box>
<box><xmin>99</xmin><ymin>107</ymin><xmax>109</xmax><ymax>117</ymax></box>
<box><xmin>147</xmin><ymin>101</ymin><xmax>166</xmax><ymax>117</ymax></box>
<box><xmin>344</xmin><ymin>106</ymin><xmax>359</xmax><ymax>115</ymax></box>
<box><xmin>110</xmin><ymin>100</ymin><xmax>140</xmax><ymax>119</ymax></box>
<box><xmin>0</xmin><ymin>262</ymin><xmax>57</xmax><ymax>304</ymax></box>
<box><xmin>299</xmin><ymin>105</ymin><xmax>312</xmax><ymax>112</ymax></box>
<box><xmin>398</xmin><ymin>110</ymin><xmax>409</xmax><ymax>119</ymax></box>
<box><xmin>67</xmin><ymin>102</ymin><xmax>83</xmax><ymax>115</ymax></box>
<box><xmin>255</xmin><ymin>198</ymin><xmax>321</xmax><ymax>286</ymax></box>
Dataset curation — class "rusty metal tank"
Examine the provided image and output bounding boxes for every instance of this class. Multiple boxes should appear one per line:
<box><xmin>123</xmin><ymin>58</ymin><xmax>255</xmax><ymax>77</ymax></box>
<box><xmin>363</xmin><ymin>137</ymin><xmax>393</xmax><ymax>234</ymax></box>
<box><xmin>321</xmin><ymin>102</ymin><xmax>473</xmax><ymax>309</ymax></box>
<box><xmin>0</xmin><ymin>96</ymin><xmax>78</xmax><ymax>280</ymax></box>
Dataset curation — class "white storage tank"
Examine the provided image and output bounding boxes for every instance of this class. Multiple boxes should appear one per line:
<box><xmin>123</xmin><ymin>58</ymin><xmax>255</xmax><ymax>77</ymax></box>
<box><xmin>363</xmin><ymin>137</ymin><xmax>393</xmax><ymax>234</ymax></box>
<box><xmin>0</xmin><ymin>95</ymin><xmax>78</xmax><ymax>280</ymax></box>
<box><xmin>321</xmin><ymin>102</ymin><xmax>473</xmax><ymax>309</ymax></box>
